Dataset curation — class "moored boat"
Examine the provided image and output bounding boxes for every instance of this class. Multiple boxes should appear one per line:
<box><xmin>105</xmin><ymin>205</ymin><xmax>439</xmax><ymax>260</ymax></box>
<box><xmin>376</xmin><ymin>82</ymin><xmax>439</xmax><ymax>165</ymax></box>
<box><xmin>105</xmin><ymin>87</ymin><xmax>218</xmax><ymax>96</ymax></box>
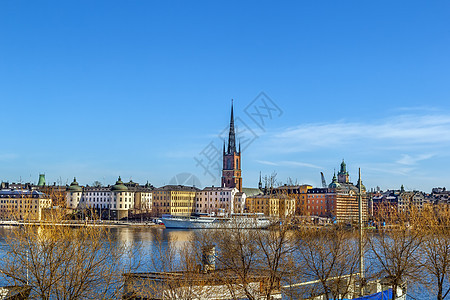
<box><xmin>159</xmin><ymin>213</ymin><xmax>273</xmax><ymax>229</ymax></box>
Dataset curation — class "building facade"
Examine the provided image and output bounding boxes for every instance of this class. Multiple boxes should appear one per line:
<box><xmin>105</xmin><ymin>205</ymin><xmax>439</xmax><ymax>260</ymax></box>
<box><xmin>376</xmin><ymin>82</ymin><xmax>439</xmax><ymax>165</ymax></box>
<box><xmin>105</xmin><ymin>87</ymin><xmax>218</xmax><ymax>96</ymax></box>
<box><xmin>327</xmin><ymin>161</ymin><xmax>368</xmax><ymax>223</ymax></box>
<box><xmin>398</xmin><ymin>191</ymin><xmax>425</xmax><ymax>212</ymax></box>
<box><xmin>194</xmin><ymin>186</ymin><xmax>240</xmax><ymax>216</ymax></box>
<box><xmin>152</xmin><ymin>185</ymin><xmax>199</xmax><ymax>217</ymax></box>
<box><xmin>245</xmin><ymin>194</ymin><xmax>295</xmax><ymax>218</ymax></box>
<box><xmin>272</xmin><ymin>184</ymin><xmax>312</xmax><ymax>215</ymax></box>
<box><xmin>65</xmin><ymin>177</ymin><xmax>152</xmax><ymax>219</ymax></box>
<box><xmin>0</xmin><ymin>189</ymin><xmax>52</xmax><ymax>220</ymax></box>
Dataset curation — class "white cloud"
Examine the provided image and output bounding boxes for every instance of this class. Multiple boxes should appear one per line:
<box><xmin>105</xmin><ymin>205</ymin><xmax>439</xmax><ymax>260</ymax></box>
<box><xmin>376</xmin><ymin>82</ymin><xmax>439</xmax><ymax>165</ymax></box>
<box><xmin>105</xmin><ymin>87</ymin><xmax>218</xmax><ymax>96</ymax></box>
<box><xmin>267</xmin><ymin>114</ymin><xmax>450</xmax><ymax>153</ymax></box>
<box><xmin>256</xmin><ymin>160</ymin><xmax>322</xmax><ymax>169</ymax></box>
<box><xmin>396</xmin><ymin>154</ymin><xmax>434</xmax><ymax>166</ymax></box>
<box><xmin>255</xmin><ymin>160</ymin><xmax>279</xmax><ymax>166</ymax></box>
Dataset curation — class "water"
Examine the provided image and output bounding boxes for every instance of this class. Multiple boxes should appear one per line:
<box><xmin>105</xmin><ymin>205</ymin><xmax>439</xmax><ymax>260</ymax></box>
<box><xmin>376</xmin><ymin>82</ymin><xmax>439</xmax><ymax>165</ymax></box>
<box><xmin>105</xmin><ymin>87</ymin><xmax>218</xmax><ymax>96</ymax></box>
<box><xmin>0</xmin><ymin>226</ymin><xmax>433</xmax><ymax>299</ymax></box>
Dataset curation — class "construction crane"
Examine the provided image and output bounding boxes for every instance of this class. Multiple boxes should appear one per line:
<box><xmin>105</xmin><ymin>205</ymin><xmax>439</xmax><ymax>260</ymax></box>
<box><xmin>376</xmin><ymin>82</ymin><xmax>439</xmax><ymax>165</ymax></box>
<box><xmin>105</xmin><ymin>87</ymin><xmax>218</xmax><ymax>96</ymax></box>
<box><xmin>320</xmin><ymin>172</ymin><xmax>327</xmax><ymax>188</ymax></box>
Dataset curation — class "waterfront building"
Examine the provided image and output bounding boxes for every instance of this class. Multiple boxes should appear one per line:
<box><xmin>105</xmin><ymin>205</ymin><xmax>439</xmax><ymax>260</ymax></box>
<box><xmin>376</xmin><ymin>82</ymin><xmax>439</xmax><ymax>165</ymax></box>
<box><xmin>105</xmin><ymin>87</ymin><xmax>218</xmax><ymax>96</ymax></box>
<box><xmin>194</xmin><ymin>186</ymin><xmax>243</xmax><ymax>216</ymax></box>
<box><xmin>426</xmin><ymin>187</ymin><xmax>450</xmax><ymax>205</ymax></box>
<box><xmin>370</xmin><ymin>189</ymin><xmax>400</xmax><ymax>218</ymax></box>
<box><xmin>233</xmin><ymin>191</ymin><xmax>246</xmax><ymax>214</ymax></box>
<box><xmin>326</xmin><ymin>160</ymin><xmax>368</xmax><ymax>223</ymax></box>
<box><xmin>124</xmin><ymin>180</ymin><xmax>153</xmax><ymax>214</ymax></box>
<box><xmin>0</xmin><ymin>189</ymin><xmax>52</xmax><ymax>220</ymax></box>
<box><xmin>272</xmin><ymin>184</ymin><xmax>312</xmax><ymax>215</ymax></box>
<box><xmin>110</xmin><ymin>177</ymin><xmax>134</xmax><ymax>219</ymax></box>
<box><xmin>245</xmin><ymin>194</ymin><xmax>295</xmax><ymax>218</ymax></box>
<box><xmin>66</xmin><ymin>177</ymin><xmax>83</xmax><ymax>209</ymax></box>
<box><xmin>307</xmin><ymin>187</ymin><xmax>333</xmax><ymax>217</ymax></box>
<box><xmin>152</xmin><ymin>185</ymin><xmax>199</xmax><ymax>217</ymax></box>
<box><xmin>65</xmin><ymin>177</ymin><xmax>152</xmax><ymax>219</ymax></box>
<box><xmin>221</xmin><ymin>101</ymin><xmax>242</xmax><ymax>192</ymax></box>
<box><xmin>38</xmin><ymin>184</ymin><xmax>67</xmax><ymax>207</ymax></box>
<box><xmin>398</xmin><ymin>191</ymin><xmax>425</xmax><ymax>212</ymax></box>
<box><xmin>1</xmin><ymin>174</ymin><xmax>66</xmax><ymax>207</ymax></box>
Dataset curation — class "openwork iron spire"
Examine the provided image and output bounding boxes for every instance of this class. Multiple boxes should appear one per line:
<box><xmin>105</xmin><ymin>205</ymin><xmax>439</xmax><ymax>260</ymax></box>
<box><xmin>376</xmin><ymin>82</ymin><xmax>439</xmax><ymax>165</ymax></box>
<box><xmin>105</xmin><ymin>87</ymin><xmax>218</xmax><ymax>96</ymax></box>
<box><xmin>227</xmin><ymin>100</ymin><xmax>236</xmax><ymax>154</ymax></box>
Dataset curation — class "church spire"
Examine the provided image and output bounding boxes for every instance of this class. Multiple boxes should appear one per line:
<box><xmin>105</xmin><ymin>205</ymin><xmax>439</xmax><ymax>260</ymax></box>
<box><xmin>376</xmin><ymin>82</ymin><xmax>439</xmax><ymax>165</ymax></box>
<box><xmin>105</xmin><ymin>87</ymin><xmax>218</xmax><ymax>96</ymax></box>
<box><xmin>258</xmin><ymin>172</ymin><xmax>262</xmax><ymax>190</ymax></box>
<box><xmin>227</xmin><ymin>99</ymin><xmax>236</xmax><ymax>154</ymax></box>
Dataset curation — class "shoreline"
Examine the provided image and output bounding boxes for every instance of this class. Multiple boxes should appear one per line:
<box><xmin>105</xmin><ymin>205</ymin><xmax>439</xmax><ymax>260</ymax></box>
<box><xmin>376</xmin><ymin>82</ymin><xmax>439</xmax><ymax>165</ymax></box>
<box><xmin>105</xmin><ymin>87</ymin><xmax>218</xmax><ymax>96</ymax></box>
<box><xmin>0</xmin><ymin>220</ymin><xmax>165</xmax><ymax>228</ymax></box>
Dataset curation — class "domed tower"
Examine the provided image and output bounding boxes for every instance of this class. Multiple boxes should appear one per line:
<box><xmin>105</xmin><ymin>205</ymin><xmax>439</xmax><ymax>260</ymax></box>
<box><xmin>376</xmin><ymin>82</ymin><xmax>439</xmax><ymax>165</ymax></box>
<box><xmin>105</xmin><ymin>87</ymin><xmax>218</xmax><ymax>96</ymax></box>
<box><xmin>328</xmin><ymin>173</ymin><xmax>341</xmax><ymax>189</ymax></box>
<box><xmin>338</xmin><ymin>159</ymin><xmax>349</xmax><ymax>184</ymax></box>
<box><xmin>66</xmin><ymin>177</ymin><xmax>83</xmax><ymax>209</ymax></box>
<box><xmin>110</xmin><ymin>176</ymin><xmax>133</xmax><ymax>220</ymax></box>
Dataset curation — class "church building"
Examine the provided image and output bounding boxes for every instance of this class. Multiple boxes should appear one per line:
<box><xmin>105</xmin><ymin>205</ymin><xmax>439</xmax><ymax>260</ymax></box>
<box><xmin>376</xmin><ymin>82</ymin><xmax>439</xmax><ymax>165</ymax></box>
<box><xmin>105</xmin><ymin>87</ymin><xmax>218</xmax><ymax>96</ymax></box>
<box><xmin>221</xmin><ymin>101</ymin><xmax>242</xmax><ymax>192</ymax></box>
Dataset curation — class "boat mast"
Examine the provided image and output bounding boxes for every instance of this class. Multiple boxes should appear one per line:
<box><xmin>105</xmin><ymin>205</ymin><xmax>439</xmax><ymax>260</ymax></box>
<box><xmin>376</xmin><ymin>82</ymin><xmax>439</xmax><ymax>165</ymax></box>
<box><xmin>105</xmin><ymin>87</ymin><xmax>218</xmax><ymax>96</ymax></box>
<box><xmin>358</xmin><ymin>168</ymin><xmax>365</xmax><ymax>295</ymax></box>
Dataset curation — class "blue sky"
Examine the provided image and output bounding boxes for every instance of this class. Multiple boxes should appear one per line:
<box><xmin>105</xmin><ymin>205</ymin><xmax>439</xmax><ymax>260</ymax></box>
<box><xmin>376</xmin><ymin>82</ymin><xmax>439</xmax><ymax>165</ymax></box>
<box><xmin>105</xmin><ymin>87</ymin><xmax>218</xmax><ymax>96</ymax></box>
<box><xmin>1</xmin><ymin>1</ymin><xmax>450</xmax><ymax>192</ymax></box>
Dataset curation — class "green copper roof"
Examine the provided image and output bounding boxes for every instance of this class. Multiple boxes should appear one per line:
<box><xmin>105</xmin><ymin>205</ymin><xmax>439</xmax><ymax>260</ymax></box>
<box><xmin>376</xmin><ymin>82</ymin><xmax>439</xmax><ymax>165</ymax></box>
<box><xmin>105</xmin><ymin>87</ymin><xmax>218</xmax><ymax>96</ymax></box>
<box><xmin>37</xmin><ymin>174</ymin><xmax>46</xmax><ymax>187</ymax></box>
<box><xmin>338</xmin><ymin>159</ymin><xmax>349</xmax><ymax>175</ymax></box>
<box><xmin>328</xmin><ymin>173</ymin><xmax>341</xmax><ymax>189</ymax></box>
<box><xmin>67</xmin><ymin>177</ymin><xmax>82</xmax><ymax>192</ymax></box>
<box><xmin>111</xmin><ymin>176</ymin><xmax>128</xmax><ymax>192</ymax></box>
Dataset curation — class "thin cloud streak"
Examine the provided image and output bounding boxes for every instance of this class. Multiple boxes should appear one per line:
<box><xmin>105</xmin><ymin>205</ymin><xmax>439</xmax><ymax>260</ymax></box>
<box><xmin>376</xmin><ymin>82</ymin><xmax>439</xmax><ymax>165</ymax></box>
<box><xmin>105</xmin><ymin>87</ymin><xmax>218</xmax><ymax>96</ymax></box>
<box><xmin>396</xmin><ymin>154</ymin><xmax>434</xmax><ymax>166</ymax></box>
<box><xmin>269</xmin><ymin>114</ymin><xmax>450</xmax><ymax>153</ymax></box>
<box><xmin>256</xmin><ymin>160</ymin><xmax>322</xmax><ymax>169</ymax></box>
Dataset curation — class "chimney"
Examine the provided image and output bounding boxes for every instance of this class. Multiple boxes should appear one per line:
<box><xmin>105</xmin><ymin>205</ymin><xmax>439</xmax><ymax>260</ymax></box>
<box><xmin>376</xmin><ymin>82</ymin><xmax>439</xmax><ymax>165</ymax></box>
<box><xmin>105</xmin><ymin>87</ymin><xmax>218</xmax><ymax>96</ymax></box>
<box><xmin>202</xmin><ymin>245</ymin><xmax>215</xmax><ymax>273</ymax></box>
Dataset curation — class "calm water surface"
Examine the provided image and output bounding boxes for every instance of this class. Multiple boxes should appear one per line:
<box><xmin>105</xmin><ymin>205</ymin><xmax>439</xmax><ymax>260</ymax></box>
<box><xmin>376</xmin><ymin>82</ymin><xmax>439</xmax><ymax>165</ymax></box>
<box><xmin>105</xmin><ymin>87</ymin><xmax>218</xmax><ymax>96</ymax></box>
<box><xmin>0</xmin><ymin>226</ymin><xmax>432</xmax><ymax>299</ymax></box>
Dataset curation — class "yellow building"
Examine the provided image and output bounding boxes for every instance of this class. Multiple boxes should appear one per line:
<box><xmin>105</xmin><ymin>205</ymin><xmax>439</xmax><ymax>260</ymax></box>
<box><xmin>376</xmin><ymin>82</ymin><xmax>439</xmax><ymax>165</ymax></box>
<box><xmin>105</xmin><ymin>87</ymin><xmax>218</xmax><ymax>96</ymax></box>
<box><xmin>0</xmin><ymin>189</ymin><xmax>52</xmax><ymax>221</ymax></box>
<box><xmin>245</xmin><ymin>195</ymin><xmax>295</xmax><ymax>218</ymax></box>
<box><xmin>273</xmin><ymin>185</ymin><xmax>312</xmax><ymax>215</ymax></box>
<box><xmin>152</xmin><ymin>185</ymin><xmax>199</xmax><ymax>217</ymax></box>
<box><xmin>246</xmin><ymin>195</ymin><xmax>278</xmax><ymax>217</ymax></box>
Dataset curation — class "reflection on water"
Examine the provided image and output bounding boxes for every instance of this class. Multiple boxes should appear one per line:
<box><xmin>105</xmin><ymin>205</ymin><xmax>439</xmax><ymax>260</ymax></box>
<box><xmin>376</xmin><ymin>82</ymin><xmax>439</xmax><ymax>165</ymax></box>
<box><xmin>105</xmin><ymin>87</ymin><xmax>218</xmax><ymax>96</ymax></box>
<box><xmin>107</xmin><ymin>227</ymin><xmax>195</xmax><ymax>245</ymax></box>
<box><xmin>0</xmin><ymin>227</ymin><xmax>429</xmax><ymax>299</ymax></box>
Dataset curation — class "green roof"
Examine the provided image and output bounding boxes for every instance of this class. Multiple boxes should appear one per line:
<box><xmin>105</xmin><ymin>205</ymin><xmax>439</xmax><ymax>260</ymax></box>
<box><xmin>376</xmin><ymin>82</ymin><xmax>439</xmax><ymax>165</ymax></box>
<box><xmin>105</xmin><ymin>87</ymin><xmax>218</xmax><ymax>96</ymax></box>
<box><xmin>242</xmin><ymin>187</ymin><xmax>263</xmax><ymax>197</ymax></box>
<box><xmin>67</xmin><ymin>177</ymin><xmax>83</xmax><ymax>192</ymax></box>
<box><xmin>111</xmin><ymin>176</ymin><xmax>128</xmax><ymax>192</ymax></box>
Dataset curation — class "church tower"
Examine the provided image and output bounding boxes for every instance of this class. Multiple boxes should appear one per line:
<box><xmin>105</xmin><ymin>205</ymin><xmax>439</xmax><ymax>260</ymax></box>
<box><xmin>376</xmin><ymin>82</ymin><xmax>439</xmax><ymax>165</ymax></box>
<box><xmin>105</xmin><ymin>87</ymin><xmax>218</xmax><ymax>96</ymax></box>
<box><xmin>338</xmin><ymin>159</ymin><xmax>350</xmax><ymax>184</ymax></box>
<box><xmin>221</xmin><ymin>100</ymin><xmax>242</xmax><ymax>191</ymax></box>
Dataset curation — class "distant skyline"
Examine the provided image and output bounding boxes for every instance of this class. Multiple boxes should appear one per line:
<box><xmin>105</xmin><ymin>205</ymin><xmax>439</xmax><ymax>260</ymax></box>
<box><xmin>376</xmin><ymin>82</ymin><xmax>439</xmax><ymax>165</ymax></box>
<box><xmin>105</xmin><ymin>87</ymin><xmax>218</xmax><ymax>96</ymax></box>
<box><xmin>1</xmin><ymin>1</ymin><xmax>450</xmax><ymax>192</ymax></box>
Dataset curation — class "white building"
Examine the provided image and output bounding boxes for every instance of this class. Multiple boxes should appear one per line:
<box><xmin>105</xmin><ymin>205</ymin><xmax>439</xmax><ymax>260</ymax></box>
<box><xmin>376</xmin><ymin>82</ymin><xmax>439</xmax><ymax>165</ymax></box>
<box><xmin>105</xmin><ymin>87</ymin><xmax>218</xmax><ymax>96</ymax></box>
<box><xmin>65</xmin><ymin>177</ymin><xmax>152</xmax><ymax>220</ymax></box>
<box><xmin>194</xmin><ymin>187</ymin><xmax>246</xmax><ymax>216</ymax></box>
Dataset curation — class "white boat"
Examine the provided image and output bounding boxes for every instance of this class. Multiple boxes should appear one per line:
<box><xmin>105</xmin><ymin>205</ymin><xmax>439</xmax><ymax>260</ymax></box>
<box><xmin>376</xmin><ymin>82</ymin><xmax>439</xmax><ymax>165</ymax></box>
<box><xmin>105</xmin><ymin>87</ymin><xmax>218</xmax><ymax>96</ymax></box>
<box><xmin>159</xmin><ymin>216</ymin><xmax>216</xmax><ymax>229</ymax></box>
<box><xmin>159</xmin><ymin>213</ymin><xmax>273</xmax><ymax>229</ymax></box>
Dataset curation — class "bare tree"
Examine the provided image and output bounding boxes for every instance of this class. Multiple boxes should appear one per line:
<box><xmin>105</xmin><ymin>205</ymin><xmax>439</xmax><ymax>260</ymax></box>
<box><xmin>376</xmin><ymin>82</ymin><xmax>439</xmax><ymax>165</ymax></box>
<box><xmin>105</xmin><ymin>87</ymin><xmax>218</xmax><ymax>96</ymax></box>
<box><xmin>0</xmin><ymin>221</ymin><xmax>139</xmax><ymax>300</ymax></box>
<box><xmin>195</xmin><ymin>221</ymin><xmax>296</xmax><ymax>300</ymax></box>
<box><xmin>294</xmin><ymin>226</ymin><xmax>361</xmax><ymax>300</ymax></box>
<box><xmin>420</xmin><ymin>205</ymin><xmax>450</xmax><ymax>300</ymax></box>
<box><xmin>367</xmin><ymin>206</ymin><xmax>423</xmax><ymax>299</ymax></box>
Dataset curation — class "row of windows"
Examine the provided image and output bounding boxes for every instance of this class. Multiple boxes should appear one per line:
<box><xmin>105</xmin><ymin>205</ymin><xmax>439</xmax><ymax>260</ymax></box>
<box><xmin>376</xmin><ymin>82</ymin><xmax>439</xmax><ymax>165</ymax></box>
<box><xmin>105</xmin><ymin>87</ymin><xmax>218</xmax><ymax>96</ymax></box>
<box><xmin>0</xmin><ymin>205</ymin><xmax>39</xmax><ymax>209</ymax></box>
<box><xmin>198</xmin><ymin>191</ymin><xmax>231</xmax><ymax>196</ymax></box>
<box><xmin>0</xmin><ymin>200</ymin><xmax>43</xmax><ymax>204</ymax></box>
